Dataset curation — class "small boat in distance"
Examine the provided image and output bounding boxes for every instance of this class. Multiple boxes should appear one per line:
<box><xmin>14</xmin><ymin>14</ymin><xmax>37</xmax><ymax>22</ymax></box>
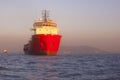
<box><xmin>3</xmin><ymin>49</ymin><xmax>8</xmax><ymax>53</ymax></box>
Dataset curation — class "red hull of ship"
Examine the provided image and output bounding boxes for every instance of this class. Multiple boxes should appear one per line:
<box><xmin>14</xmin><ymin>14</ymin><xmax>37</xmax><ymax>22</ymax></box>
<box><xmin>24</xmin><ymin>34</ymin><xmax>61</xmax><ymax>56</ymax></box>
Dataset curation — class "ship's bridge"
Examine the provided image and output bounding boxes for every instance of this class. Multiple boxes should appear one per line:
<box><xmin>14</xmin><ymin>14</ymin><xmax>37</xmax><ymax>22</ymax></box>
<box><xmin>34</xmin><ymin>20</ymin><xmax>57</xmax><ymax>27</ymax></box>
<box><xmin>33</xmin><ymin>20</ymin><xmax>58</xmax><ymax>35</ymax></box>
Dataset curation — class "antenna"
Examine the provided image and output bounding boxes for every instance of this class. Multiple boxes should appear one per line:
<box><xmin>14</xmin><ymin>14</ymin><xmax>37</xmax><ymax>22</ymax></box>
<box><xmin>42</xmin><ymin>10</ymin><xmax>49</xmax><ymax>22</ymax></box>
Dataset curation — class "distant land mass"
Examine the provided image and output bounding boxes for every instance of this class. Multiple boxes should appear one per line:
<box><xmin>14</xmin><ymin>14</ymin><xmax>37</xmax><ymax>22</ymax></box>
<box><xmin>59</xmin><ymin>46</ymin><xmax>111</xmax><ymax>54</ymax></box>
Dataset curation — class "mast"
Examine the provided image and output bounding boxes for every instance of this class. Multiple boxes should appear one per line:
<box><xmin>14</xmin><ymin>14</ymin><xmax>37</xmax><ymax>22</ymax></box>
<box><xmin>42</xmin><ymin>10</ymin><xmax>49</xmax><ymax>22</ymax></box>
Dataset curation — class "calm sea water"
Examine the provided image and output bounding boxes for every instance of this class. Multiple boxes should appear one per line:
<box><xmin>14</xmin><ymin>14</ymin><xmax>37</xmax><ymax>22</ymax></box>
<box><xmin>0</xmin><ymin>53</ymin><xmax>120</xmax><ymax>80</ymax></box>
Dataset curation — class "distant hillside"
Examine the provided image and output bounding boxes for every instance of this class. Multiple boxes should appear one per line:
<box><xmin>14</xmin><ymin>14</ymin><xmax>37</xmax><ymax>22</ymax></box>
<box><xmin>59</xmin><ymin>46</ymin><xmax>110</xmax><ymax>54</ymax></box>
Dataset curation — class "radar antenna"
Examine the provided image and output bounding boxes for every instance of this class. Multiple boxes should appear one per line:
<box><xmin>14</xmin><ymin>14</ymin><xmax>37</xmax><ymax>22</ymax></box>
<box><xmin>42</xmin><ymin>10</ymin><xmax>49</xmax><ymax>22</ymax></box>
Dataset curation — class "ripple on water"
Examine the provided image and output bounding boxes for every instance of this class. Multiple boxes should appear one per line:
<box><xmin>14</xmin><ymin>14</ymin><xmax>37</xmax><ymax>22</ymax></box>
<box><xmin>0</xmin><ymin>53</ymin><xmax>120</xmax><ymax>80</ymax></box>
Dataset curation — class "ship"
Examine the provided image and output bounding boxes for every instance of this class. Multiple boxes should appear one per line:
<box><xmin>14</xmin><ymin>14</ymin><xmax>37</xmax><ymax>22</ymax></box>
<box><xmin>3</xmin><ymin>49</ymin><xmax>8</xmax><ymax>53</ymax></box>
<box><xmin>24</xmin><ymin>10</ymin><xmax>61</xmax><ymax>56</ymax></box>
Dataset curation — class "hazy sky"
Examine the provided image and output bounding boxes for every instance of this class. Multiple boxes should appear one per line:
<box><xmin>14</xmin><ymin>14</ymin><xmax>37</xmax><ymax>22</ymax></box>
<box><xmin>0</xmin><ymin>0</ymin><xmax>120</xmax><ymax>53</ymax></box>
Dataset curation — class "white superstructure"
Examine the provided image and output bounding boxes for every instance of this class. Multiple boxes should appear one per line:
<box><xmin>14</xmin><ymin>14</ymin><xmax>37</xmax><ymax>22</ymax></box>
<box><xmin>33</xmin><ymin>20</ymin><xmax>58</xmax><ymax>35</ymax></box>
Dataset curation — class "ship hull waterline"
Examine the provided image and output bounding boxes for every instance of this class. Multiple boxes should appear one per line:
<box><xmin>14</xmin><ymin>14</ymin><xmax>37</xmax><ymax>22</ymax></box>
<box><xmin>25</xmin><ymin>51</ymin><xmax>58</xmax><ymax>56</ymax></box>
